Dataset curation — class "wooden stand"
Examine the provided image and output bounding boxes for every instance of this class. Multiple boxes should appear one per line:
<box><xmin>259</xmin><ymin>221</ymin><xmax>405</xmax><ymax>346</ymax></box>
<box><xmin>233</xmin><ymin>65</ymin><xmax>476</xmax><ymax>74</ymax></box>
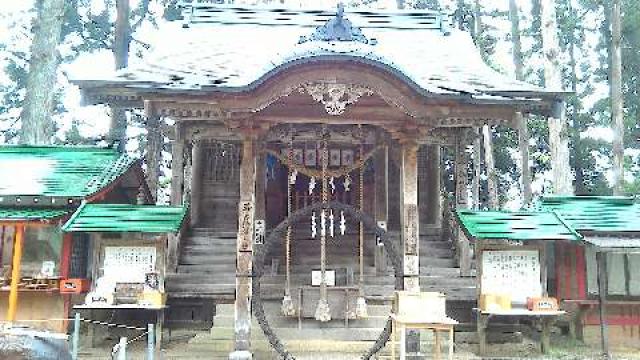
<box><xmin>390</xmin><ymin>314</ymin><xmax>457</xmax><ymax>360</ymax></box>
<box><xmin>474</xmin><ymin>308</ymin><xmax>564</xmax><ymax>355</ymax></box>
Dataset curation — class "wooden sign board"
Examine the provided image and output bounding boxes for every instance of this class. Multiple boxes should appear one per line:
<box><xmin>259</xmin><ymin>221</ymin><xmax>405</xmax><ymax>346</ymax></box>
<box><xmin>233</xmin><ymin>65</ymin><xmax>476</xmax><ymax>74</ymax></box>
<box><xmin>481</xmin><ymin>250</ymin><xmax>542</xmax><ymax>304</ymax></box>
<box><xmin>311</xmin><ymin>270</ymin><xmax>336</xmax><ymax>286</ymax></box>
<box><xmin>103</xmin><ymin>246</ymin><xmax>156</xmax><ymax>283</ymax></box>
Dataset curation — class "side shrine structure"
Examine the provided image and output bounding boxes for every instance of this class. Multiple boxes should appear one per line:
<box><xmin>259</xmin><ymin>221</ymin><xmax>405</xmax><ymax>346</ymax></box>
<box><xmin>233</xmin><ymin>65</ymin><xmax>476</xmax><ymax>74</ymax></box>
<box><xmin>71</xmin><ymin>3</ymin><xmax>570</xmax><ymax>359</ymax></box>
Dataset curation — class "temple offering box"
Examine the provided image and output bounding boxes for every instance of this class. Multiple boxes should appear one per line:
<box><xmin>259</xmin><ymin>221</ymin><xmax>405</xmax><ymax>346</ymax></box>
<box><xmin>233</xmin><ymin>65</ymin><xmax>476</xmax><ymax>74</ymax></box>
<box><xmin>60</xmin><ymin>278</ymin><xmax>91</xmax><ymax>294</ymax></box>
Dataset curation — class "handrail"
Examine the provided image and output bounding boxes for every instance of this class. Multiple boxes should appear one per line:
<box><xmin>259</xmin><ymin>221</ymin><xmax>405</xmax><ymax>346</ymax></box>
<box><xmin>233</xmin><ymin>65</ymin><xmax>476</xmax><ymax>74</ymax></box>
<box><xmin>441</xmin><ymin>194</ymin><xmax>473</xmax><ymax>277</ymax></box>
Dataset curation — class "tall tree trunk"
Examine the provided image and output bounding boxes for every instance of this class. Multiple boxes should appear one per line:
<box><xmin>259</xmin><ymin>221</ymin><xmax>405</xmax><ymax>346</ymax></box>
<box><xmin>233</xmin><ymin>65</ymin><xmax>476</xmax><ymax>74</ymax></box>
<box><xmin>19</xmin><ymin>0</ymin><xmax>65</xmax><ymax>145</ymax></box>
<box><xmin>472</xmin><ymin>0</ymin><xmax>497</xmax><ymax>207</ymax></box>
<box><xmin>566</xmin><ymin>2</ymin><xmax>586</xmax><ymax>195</ymax></box>
<box><xmin>109</xmin><ymin>0</ymin><xmax>131</xmax><ymax>153</ymax></box>
<box><xmin>472</xmin><ymin>0</ymin><xmax>482</xmax><ymax>51</ymax></box>
<box><xmin>540</xmin><ymin>0</ymin><xmax>573</xmax><ymax>195</ymax></box>
<box><xmin>456</xmin><ymin>0</ymin><xmax>466</xmax><ymax>30</ymax></box>
<box><xmin>483</xmin><ymin>125</ymin><xmax>498</xmax><ymax>209</ymax></box>
<box><xmin>611</xmin><ymin>0</ymin><xmax>625</xmax><ymax>195</ymax></box>
<box><xmin>509</xmin><ymin>0</ymin><xmax>532</xmax><ymax>206</ymax></box>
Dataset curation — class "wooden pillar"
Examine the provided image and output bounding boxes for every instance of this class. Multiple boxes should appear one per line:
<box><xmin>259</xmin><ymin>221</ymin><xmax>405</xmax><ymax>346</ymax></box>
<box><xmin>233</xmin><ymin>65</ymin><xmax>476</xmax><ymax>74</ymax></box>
<box><xmin>7</xmin><ymin>224</ymin><xmax>25</xmax><ymax>322</ymax></box>
<box><xmin>374</xmin><ymin>145</ymin><xmax>388</xmax><ymax>275</ymax></box>
<box><xmin>230</xmin><ymin>136</ymin><xmax>256</xmax><ymax>360</ymax></box>
<box><xmin>168</xmin><ymin>125</ymin><xmax>185</xmax><ymax>272</ymax></box>
<box><xmin>400</xmin><ymin>140</ymin><xmax>420</xmax><ymax>292</ymax></box>
<box><xmin>596</xmin><ymin>251</ymin><xmax>610</xmax><ymax>358</ymax></box>
<box><xmin>455</xmin><ymin>130</ymin><xmax>472</xmax><ymax>276</ymax></box>
<box><xmin>455</xmin><ymin>130</ymin><xmax>469</xmax><ymax>209</ymax></box>
<box><xmin>254</xmin><ymin>141</ymin><xmax>266</xmax><ymax>231</ymax></box>
<box><xmin>144</xmin><ymin>101</ymin><xmax>162</xmax><ymax>202</ymax></box>
<box><xmin>170</xmin><ymin>123</ymin><xmax>185</xmax><ymax>206</ymax></box>
<box><xmin>472</xmin><ymin>129</ymin><xmax>481</xmax><ymax>209</ymax></box>
<box><xmin>59</xmin><ymin>233</ymin><xmax>72</xmax><ymax>279</ymax></box>
<box><xmin>190</xmin><ymin>140</ymin><xmax>203</xmax><ymax>227</ymax></box>
<box><xmin>425</xmin><ymin>145</ymin><xmax>442</xmax><ymax>226</ymax></box>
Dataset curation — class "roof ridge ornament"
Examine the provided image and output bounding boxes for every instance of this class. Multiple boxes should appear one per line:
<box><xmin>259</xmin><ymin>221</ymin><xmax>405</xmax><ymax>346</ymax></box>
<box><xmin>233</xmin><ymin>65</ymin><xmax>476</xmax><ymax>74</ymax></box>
<box><xmin>298</xmin><ymin>3</ymin><xmax>377</xmax><ymax>45</ymax></box>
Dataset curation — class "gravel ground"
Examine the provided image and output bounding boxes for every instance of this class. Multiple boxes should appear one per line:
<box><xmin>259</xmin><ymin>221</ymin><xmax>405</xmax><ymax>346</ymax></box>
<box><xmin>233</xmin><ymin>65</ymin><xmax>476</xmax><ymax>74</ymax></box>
<box><xmin>77</xmin><ymin>335</ymin><xmax>640</xmax><ymax>360</ymax></box>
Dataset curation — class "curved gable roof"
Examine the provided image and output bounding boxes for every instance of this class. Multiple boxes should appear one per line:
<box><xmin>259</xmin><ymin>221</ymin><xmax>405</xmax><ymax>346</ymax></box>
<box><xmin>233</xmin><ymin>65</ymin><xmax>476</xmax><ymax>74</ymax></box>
<box><xmin>73</xmin><ymin>5</ymin><xmax>564</xmax><ymax>109</ymax></box>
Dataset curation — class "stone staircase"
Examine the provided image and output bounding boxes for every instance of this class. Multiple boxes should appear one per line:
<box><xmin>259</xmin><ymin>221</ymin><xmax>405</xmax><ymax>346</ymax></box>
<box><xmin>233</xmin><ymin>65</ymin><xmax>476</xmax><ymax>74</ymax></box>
<box><xmin>164</xmin><ymin>222</ymin><xmax>479</xmax><ymax>354</ymax></box>
<box><xmin>419</xmin><ymin>227</ymin><xmax>476</xmax><ymax>302</ymax></box>
<box><xmin>179</xmin><ymin>302</ymin><xmax>447</xmax><ymax>359</ymax></box>
<box><xmin>165</xmin><ymin>228</ymin><xmax>237</xmax><ymax>300</ymax></box>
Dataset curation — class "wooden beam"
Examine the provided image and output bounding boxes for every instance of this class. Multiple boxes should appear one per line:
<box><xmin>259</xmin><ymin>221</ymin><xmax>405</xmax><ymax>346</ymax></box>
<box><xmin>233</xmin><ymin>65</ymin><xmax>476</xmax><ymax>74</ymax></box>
<box><xmin>7</xmin><ymin>224</ymin><xmax>25</xmax><ymax>322</ymax></box>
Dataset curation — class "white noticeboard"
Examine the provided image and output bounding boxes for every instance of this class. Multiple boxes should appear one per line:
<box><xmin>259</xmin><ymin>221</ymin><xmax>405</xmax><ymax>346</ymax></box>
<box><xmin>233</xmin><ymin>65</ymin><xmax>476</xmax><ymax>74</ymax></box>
<box><xmin>103</xmin><ymin>246</ymin><xmax>156</xmax><ymax>283</ymax></box>
<box><xmin>481</xmin><ymin>250</ymin><xmax>542</xmax><ymax>303</ymax></box>
<box><xmin>311</xmin><ymin>270</ymin><xmax>336</xmax><ymax>287</ymax></box>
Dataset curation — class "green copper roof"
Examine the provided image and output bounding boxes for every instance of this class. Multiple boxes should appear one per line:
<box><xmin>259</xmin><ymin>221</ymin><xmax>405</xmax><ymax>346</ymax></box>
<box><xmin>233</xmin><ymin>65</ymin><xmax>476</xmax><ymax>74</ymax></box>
<box><xmin>456</xmin><ymin>210</ymin><xmax>582</xmax><ymax>241</ymax></box>
<box><xmin>0</xmin><ymin>207</ymin><xmax>72</xmax><ymax>222</ymax></box>
<box><xmin>540</xmin><ymin>196</ymin><xmax>640</xmax><ymax>233</ymax></box>
<box><xmin>62</xmin><ymin>203</ymin><xmax>187</xmax><ymax>233</ymax></box>
<box><xmin>0</xmin><ymin>146</ymin><xmax>137</xmax><ymax>198</ymax></box>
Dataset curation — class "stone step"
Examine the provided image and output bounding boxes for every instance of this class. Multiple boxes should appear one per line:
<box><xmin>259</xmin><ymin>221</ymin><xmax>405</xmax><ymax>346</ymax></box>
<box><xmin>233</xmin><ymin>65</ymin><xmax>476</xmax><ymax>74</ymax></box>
<box><xmin>420</xmin><ymin>241</ymin><xmax>454</xmax><ymax>250</ymax></box>
<box><xmin>182</xmin><ymin>237</ymin><xmax>237</xmax><ymax>246</ymax></box>
<box><xmin>190</xmin><ymin>229</ymin><xmax>237</xmax><ymax>238</ymax></box>
<box><xmin>178</xmin><ymin>337</ymin><xmax>401</xmax><ymax>357</ymax></box>
<box><xmin>417</xmin><ymin>257</ymin><xmax>456</xmax><ymax>268</ymax></box>
<box><xmin>175</xmin><ymin>264</ymin><xmax>236</xmax><ymax>273</ymax></box>
<box><xmin>419</xmin><ymin>248</ymin><xmax>454</xmax><ymax>258</ymax></box>
<box><xmin>179</xmin><ymin>255</ymin><xmax>236</xmax><ymax>265</ymax></box>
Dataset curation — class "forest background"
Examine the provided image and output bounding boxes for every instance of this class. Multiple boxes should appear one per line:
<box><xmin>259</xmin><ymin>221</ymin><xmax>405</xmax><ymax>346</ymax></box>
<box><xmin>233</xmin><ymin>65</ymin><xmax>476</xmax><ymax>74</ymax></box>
<box><xmin>0</xmin><ymin>0</ymin><xmax>638</xmax><ymax>207</ymax></box>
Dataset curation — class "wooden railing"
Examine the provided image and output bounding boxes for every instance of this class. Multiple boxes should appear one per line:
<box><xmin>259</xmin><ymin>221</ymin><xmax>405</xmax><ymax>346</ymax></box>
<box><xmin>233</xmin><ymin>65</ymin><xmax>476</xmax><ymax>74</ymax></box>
<box><xmin>441</xmin><ymin>195</ymin><xmax>474</xmax><ymax>277</ymax></box>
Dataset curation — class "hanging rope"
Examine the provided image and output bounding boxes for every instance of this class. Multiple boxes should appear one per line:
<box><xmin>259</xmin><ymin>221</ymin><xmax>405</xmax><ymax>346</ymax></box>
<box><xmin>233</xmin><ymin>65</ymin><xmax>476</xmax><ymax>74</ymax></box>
<box><xmin>314</xmin><ymin>127</ymin><xmax>331</xmax><ymax>322</ymax></box>
<box><xmin>356</xmin><ymin>132</ymin><xmax>368</xmax><ymax>318</ymax></box>
<box><xmin>281</xmin><ymin>130</ymin><xmax>295</xmax><ymax>316</ymax></box>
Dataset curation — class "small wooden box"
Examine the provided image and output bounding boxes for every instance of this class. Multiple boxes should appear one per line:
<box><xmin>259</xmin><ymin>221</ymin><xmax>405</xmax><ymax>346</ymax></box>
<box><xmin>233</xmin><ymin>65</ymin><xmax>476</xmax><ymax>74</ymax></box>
<box><xmin>60</xmin><ymin>278</ymin><xmax>91</xmax><ymax>294</ymax></box>
<box><xmin>138</xmin><ymin>291</ymin><xmax>166</xmax><ymax>307</ymax></box>
<box><xmin>115</xmin><ymin>283</ymin><xmax>144</xmax><ymax>304</ymax></box>
<box><xmin>527</xmin><ymin>297</ymin><xmax>559</xmax><ymax>311</ymax></box>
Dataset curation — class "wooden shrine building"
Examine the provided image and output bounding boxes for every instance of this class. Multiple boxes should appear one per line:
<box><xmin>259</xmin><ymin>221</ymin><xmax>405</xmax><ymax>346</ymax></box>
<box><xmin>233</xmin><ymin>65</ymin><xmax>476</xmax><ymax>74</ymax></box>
<box><xmin>0</xmin><ymin>146</ymin><xmax>149</xmax><ymax>332</ymax></box>
<box><xmin>72</xmin><ymin>3</ymin><xmax>566</xmax><ymax>358</ymax></box>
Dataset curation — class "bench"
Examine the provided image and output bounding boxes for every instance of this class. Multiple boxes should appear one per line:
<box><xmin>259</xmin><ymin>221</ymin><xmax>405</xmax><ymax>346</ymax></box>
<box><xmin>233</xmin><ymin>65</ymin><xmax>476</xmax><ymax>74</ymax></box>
<box><xmin>562</xmin><ymin>299</ymin><xmax>640</xmax><ymax>341</ymax></box>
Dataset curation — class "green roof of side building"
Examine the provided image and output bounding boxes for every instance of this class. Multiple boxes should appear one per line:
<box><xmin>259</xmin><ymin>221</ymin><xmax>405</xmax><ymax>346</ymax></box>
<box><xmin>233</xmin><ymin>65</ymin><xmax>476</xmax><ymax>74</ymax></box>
<box><xmin>62</xmin><ymin>203</ymin><xmax>187</xmax><ymax>233</ymax></box>
<box><xmin>0</xmin><ymin>146</ymin><xmax>137</xmax><ymax>198</ymax></box>
<box><xmin>540</xmin><ymin>196</ymin><xmax>640</xmax><ymax>233</ymax></box>
<box><xmin>0</xmin><ymin>208</ymin><xmax>72</xmax><ymax>222</ymax></box>
<box><xmin>456</xmin><ymin>210</ymin><xmax>582</xmax><ymax>242</ymax></box>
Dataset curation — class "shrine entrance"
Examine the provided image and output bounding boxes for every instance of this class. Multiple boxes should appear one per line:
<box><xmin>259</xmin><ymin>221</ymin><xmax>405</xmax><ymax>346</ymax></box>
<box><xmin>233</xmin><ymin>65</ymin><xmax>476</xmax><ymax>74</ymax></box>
<box><xmin>261</xmin><ymin>124</ymin><xmax>387</xmax><ymax>321</ymax></box>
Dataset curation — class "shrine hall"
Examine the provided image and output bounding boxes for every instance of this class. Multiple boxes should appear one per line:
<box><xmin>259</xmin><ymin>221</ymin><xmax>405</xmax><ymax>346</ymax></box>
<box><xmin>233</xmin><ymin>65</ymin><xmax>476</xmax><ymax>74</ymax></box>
<box><xmin>70</xmin><ymin>3</ymin><xmax>567</xmax><ymax>359</ymax></box>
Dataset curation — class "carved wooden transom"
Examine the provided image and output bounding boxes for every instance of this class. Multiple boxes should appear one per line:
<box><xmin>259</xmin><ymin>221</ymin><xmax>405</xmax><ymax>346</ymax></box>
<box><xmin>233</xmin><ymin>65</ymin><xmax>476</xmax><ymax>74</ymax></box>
<box><xmin>298</xmin><ymin>83</ymin><xmax>373</xmax><ymax>116</ymax></box>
